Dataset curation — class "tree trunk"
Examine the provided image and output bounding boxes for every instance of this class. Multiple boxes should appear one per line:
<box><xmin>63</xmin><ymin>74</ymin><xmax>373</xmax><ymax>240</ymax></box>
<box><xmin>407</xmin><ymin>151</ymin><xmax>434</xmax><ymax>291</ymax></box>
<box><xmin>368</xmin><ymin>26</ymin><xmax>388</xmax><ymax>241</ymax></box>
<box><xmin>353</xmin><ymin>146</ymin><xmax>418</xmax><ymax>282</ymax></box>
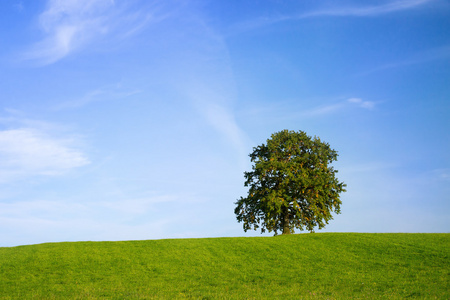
<box><xmin>281</xmin><ymin>207</ymin><xmax>291</xmax><ymax>235</ymax></box>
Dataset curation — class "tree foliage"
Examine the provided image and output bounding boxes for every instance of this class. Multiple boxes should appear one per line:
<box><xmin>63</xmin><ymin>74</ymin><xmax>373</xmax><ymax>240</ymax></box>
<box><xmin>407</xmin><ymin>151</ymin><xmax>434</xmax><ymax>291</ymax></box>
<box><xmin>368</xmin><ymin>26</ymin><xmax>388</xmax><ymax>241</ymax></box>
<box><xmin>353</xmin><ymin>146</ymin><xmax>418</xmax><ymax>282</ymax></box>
<box><xmin>235</xmin><ymin>130</ymin><xmax>346</xmax><ymax>235</ymax></box>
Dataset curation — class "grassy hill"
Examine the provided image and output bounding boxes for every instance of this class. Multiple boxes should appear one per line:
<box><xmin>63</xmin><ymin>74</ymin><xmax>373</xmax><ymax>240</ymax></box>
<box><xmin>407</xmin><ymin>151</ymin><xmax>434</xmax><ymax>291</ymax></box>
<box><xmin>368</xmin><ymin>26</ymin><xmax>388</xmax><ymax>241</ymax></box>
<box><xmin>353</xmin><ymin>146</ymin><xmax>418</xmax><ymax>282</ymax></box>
<box><xmin>0</xmin><ymin>233</ymin><xmax>448</xmax><ymax>299</ymax></box>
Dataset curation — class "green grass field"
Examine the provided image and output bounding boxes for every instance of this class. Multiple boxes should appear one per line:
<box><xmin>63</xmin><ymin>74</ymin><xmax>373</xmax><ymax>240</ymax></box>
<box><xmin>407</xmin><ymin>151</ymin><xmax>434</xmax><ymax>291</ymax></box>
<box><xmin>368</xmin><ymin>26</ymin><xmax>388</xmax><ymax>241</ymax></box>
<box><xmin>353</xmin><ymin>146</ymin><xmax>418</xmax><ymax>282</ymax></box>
<box><xmin>0</xmin><ymin>233</ymin><xmax>448</xmax><ymax>299</ymax></box>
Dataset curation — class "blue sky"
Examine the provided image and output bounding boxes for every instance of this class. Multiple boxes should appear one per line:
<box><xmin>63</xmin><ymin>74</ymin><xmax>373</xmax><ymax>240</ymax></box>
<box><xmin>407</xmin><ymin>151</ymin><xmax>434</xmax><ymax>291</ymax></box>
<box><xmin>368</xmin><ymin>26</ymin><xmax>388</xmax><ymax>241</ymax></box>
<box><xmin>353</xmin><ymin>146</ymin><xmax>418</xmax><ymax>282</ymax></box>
<box><xmin>0</xmin><ymin>0</ymin><xmax>449</xmax><ymax>247</ymax></box>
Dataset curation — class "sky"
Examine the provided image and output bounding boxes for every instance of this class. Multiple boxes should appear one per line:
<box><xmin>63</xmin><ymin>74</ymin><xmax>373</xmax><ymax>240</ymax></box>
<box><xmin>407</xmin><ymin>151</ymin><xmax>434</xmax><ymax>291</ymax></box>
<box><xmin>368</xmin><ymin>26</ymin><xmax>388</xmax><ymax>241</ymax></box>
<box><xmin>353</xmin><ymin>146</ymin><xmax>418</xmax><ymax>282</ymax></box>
<box><xmin>0</xmin><ymin>0</ymin><xmax>449</xmax><ymax>247</ymax></box>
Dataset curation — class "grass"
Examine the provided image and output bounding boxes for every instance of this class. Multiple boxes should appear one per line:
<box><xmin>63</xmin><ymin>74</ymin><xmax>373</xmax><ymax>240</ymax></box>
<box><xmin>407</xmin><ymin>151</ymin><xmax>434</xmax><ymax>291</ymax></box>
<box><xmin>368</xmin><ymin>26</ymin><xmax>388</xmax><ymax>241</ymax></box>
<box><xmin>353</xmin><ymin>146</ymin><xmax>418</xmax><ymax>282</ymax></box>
<box><xmin>0</xmin><ymin>233</ymin><xmax>448</xmax><ymax>299</ymax></box>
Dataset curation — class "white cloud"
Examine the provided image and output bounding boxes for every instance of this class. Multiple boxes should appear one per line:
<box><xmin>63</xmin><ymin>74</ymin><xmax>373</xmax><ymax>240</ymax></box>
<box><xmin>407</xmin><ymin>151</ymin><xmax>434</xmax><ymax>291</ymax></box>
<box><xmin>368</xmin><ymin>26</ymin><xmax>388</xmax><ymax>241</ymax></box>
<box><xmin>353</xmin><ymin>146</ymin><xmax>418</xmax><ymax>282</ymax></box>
<box><xmin>305</xmin><ymin>0</ymin><xmax>433</xmax><ymax>18</ymax></box>
<box><xmin>52</xmin><ymin>83</ymin><xmax>141</xmax><ymax>110</ymax></box>
<box><xmin>199</xmin><ymin>102</ymin><xmax>249</xmax><ymax>158</ymax></box>
<box><xmin>179</xmin><ymin>78</ymin><xmax>250</xmax><ymax>164</ymax></box>
<box><xmin>98</xmin><ymin>195</ymin><xmax>178</xmax><ymax>216</ymax></box>
<box><xmin>13</xmin><ymin>1</ymin><xmax>24</xmax><ymax>12</ymax></box>
<box><xmin>234</xmin><ymin>0</ymin><xmax>435</xmax><ymax>32</ymax></box>
<box><xmin>340</xmin><ymin>161</ymin><xmax>397</xmax><ymax>174</ymax></box>
<box><xmin>347</xmin><ymin>98</ymin><xmax>376</xmax><ymax>109</ymax></box>
<box><xmin>429</xmin><ymin>168</ymin><xmax>450</xmax><ymax>182</ymax></box>
<box><xmin>303</xmin><ymin>102</ymin><xmax>345</xmax><ymax>116</ymax></box>
<box><xmin>22</xmin><ymin>0</ymin><xmax>113</xmax><ymax>65</ymax></box>
<box><xmin>0</xmin><ymin>192</ymin><xmax>208</xmax><ymax>246</ymax></box>
<box><xmin>21</xmin><ymin>0</ymin><xmax>173</xmax><ymax>65</ymax></box>
<box><xmin>359</xmin><ymin>44</ymin><xmax>450</xmax><ymax>75</ymax></box>
<box><xmin>0</xmin><ymin>128</ymin><xmax>89</xmax><ymax>182</ymax></box>
<box><xmin>157</xmin><ymin>11</ymin><xmax>251</xmax><ymax>163</ymax></box>
<box><xmin>301</xmin><ymin>97</ymin><xmax>376</xmax><ymax>117</ymax></box>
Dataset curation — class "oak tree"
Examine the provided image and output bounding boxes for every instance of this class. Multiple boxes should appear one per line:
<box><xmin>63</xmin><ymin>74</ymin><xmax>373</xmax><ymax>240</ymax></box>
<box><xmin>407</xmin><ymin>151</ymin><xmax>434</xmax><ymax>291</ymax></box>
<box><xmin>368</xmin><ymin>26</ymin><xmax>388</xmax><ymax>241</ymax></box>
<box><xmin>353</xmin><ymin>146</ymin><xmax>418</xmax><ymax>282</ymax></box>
<box><xmin>235</xmin><ymin>130</ymin><xmax>346</xmax><ymax>234</ymax></box>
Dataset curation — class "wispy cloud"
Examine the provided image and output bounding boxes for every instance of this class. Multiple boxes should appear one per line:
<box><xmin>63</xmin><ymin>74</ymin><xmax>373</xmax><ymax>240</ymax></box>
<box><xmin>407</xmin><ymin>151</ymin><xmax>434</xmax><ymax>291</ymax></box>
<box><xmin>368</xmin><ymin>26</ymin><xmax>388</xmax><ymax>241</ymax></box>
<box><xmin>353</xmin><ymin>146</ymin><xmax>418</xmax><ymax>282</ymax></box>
<box><xmin>13</xmin><ymin>1</ymin><xmax>24</xmax><ymax>12</ymax></box>
<box><xmin>180</xmin><ymin>78</ymin><xmax>249</xmax><ymax>163</ymax></box>
<box><xmin>0</xmin><ymin>125</ymin><xmax>89</xmax><ymax>183</ymax></box>
<box><xmin>52</xmin><ymin>83</ymin><xmax>141</xmax><ymax>110</ymax></box>
<box><xmin>234</xmin><ymin>0</ymin><xmax>434</xmax><ymax>32</ymax></box>
<box><xmin>430</xmin><ymin>168</ymin><xmax>450</xmax><ymax>182</ymax></box>
<box><xmin>304</xmin><ymin>0</ymin><xmax>433</xmax><ymax>18</ymax></box>
<box><xmin>21</xmin><ymin>0</ymin><xmax>173</xmax><ymax>65</ymax></box>
<box><xmin>21</xmin><ymin>0</ymin><xmax>114</xmax><ymax>65</ymax></box>
<box><xmin>158</xmin><ymin>8</ymin><xmax>251</xmax><ymax>163</ymax></box>
<box><xmin>359</xmin><ymin>44</ymin><xmax>450</xmax><ymax>75</ymax></box>
<box><xmin>347</xmin><ymin>98</ymin><xmax>376</xmax><ymax>109</ymax></box>
<box><xmin>198</xmin><ymin>101</ymin><xmax>249</xmax><ymax>159</ymax></box>
<box><xmin>0</xmin><ymin>191</ymin><xmax>205</xmax><ymax>245</ymax></box>
<box><xmin>98</xmin><ymin>195</ymin><xmax>178</xmax><ymax>216</ymax></box>
<box><xmin>301</xmin><ymin>97</ymin><xmax>376</xmax><ymax>117</ymax></box>
<box><xmin>340</xmin><ymin>161</ymin><xmax>397</xmax><ymax>174</ymax></box>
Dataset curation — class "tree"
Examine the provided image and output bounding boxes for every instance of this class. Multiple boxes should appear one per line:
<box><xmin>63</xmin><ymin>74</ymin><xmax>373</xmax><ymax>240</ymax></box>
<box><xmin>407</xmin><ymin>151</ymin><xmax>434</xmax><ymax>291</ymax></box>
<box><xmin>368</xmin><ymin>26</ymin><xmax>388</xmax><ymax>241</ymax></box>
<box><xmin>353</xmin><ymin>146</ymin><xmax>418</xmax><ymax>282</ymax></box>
<box><xmin>235</xmin><ymin>130</ymin><xmax>346</xmax><ymax>235</ymax></box>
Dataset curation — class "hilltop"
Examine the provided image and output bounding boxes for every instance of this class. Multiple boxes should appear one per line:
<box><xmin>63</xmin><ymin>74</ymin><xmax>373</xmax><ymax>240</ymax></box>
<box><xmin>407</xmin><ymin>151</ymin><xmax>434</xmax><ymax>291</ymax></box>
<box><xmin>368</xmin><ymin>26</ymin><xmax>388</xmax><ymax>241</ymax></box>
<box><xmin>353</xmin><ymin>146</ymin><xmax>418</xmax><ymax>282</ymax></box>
<box><xmin>0</xmin><ymin>233</ymin><xmax>448</xmax><ymax>299</ymax></box>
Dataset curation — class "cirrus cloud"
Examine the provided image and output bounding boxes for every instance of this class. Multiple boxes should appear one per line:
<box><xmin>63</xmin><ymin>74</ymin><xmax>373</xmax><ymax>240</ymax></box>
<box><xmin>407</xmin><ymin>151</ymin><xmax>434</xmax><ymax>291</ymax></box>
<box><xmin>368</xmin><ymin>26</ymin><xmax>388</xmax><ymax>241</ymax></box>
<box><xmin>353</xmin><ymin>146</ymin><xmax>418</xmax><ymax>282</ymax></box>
<box><xmin>0</xmin><ymin>128</ymin><xmax>90</xmax><ymax>183</ymax></box>
<box><xmin>20</xmin><ymin>0</ymin><xmax>174</xmax><ymax>65</ymax></box>
<box><xmin>347</xmin><ymin>98</ymin><xmax>376</xmax><ymax>109</ymax></box>
<box><xmin>301</xmin><ymin>97</ymin><xmax>377</xmax><ymax>117</ymax></box>
<box><xmin>232</xmin><ymin>0</ymin><xmax>436</xmax><ymax>33</ymax></box>
<box><xmin>22</xmin><ymin>0</ymin><xmax>115</xmax><ymax>65</ymax></box>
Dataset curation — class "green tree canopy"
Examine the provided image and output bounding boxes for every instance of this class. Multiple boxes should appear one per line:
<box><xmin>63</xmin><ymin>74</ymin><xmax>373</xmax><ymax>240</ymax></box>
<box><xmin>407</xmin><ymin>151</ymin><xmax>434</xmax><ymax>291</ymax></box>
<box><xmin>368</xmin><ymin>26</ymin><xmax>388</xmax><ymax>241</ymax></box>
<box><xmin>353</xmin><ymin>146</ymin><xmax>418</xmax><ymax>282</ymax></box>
<box><xmin>235</xmin><ymin>130</ymin><xmax>346</xmax><ymax>235</ymax></box>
